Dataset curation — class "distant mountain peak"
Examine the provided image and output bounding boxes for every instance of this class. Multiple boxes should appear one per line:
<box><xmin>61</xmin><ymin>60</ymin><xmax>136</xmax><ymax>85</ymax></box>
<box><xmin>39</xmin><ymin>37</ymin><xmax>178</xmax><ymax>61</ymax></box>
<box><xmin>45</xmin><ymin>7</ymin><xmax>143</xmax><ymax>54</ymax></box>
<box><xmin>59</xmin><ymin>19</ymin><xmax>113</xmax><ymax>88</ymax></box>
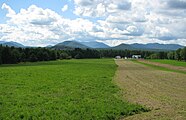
<box><xmin>0</xmin><ymin>41</ymin><xmax>25</xmax><ymax>48</ymax></box>
<box><xmin>112</xmin><ymin>43</ymin><xmax>135</xmax><ymax>50</ymax></box>
<box><xmin>52</xmin><ymin>40</ymin><xmax>89</xmax><ymax>50</ymax></box>
<box><xmin>81</xmin><ymin>41</ymin><xmax>110</xmax><ymax>48</ymax></box>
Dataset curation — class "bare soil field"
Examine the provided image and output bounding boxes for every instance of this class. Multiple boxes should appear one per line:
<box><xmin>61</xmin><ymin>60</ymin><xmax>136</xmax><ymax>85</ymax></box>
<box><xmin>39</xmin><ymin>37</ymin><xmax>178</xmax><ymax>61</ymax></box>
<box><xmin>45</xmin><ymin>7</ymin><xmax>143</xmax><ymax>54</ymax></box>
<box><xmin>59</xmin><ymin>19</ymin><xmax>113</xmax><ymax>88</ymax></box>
<box><xmin>138</xmin><ymin>59</ymin><xmax>186</xmax><ymax>72</ymax></box>
<box><xmin>114</xmin><ymin>60</ymin><xmax>186</xmax><ymax>120</ymax></box>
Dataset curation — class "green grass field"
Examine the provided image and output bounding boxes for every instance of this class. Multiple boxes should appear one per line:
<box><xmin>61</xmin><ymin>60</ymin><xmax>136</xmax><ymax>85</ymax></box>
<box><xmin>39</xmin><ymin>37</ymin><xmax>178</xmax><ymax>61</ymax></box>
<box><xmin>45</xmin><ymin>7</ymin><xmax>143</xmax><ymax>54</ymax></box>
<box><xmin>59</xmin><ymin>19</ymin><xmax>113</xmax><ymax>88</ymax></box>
<box><xmin>149</xmin><ymin>59</ymin><xmax>186</xmax><ymax>67</ymax></box>
<box><xmin>0</xmin><ymin>59</ymin><xmax>147</xmax><ymax>119</ymax></box>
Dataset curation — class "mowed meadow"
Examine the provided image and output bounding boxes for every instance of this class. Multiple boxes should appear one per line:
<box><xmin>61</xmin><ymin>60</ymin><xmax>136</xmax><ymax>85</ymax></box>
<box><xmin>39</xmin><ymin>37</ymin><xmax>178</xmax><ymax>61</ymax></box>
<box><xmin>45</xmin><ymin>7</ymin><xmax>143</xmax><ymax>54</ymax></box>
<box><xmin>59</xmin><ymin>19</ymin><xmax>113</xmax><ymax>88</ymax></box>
<box><xmin>149</xmin><ymin>59</ymin><xmax>186</xmax><ymax>67</ymax></box>
<box><xmin>0</xmin><ymin>59</ymin><xmax>147</xmax><ymax>119</ymax></box>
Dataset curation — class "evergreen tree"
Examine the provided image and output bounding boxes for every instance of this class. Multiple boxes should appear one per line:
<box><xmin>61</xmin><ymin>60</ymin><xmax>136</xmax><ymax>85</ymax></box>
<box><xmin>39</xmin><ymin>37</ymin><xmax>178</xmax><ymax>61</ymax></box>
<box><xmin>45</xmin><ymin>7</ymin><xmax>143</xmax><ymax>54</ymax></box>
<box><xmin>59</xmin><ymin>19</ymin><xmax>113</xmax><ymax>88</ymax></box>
<box><xmin>0</xmin><ymin>50</ymin><xmax>2</xmax><ymax>65</ymax></box>
<box><xmin>29</xmin><ymin>53</ymin><xmax>37</xmax><ymax>62</ymax></box>
<box><xmin>43</xmin><ymin>52</ymin><xmax>49</xmax><ymax>61</ymax></box>
<box><xmin>11</xmin><ymin>49</ymin><xmax>21</xmax><ymax>63</ymax></box>
<box><xmin>60</xmin><ymin>52</ymin><xmax>69</xmax><ymax>59</ymax></box>
<box><xmin>75</xmin><ymin>53</ymin><xmax>83</xmax><ymax>59</ymax></box>
<box><xmin>0</xmin><ymin>45</ymin><xmax>2</xmax><ymax>64</ymax></box>
<box><xmin>180</xmin><ymin>47</ymin><xmax>186</xmax><ymax>61</ymax></box>
<box><xmin>1</xmin><ymin>46</ymin><xmax>12</xmax><ymax>64</ymax></box>
<box><xmin>167</xmin><ymin>52</ymin><xmax>174</xmax><ymax>60</ymax></box>
<box><xmin>20</xmin><ymin>52</ymin><xmax>26</xmax><ymax>62</ymax></box>
<box><xmin>49</xmin><ymin>50</ymin><xmax>57</xmax><ymax>60</ymax></box>
<box><xmin>175</xmin><ymin>48</ymin><xmax>182</xmax><ymax>61</ymax></box>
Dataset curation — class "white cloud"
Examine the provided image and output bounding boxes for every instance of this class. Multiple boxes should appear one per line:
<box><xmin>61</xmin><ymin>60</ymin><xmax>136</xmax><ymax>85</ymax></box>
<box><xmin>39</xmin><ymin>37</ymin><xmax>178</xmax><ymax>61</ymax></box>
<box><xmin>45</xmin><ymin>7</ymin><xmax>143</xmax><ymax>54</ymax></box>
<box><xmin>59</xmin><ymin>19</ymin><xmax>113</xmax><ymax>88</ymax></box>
<box><xmin>96</xmin><ymin>3</ymin><xmax>106</xmax><ymax>17</ymax></box>
<box><xmin>1</xmin><ymin>3</ymin><xmax>16</xmax><ymax>17</ymax></box>
<box><xmin>0</xmin><ymin>1</ymin><xmax>186</xmax><ymax>46</ymax></box>
<box><xmin>126</xmin><ymin>26</ymin><xmax>140</xmax><ymax>35</ymax></box>
<box><xmin>61</xmin><ymin>4</ymin><xmax>68</xmax><ymax>12</ymax></box>
<box><xmin>73</xmin><ymin>0</ymin><xmax>132</xmax><ymax>17</ymax></box>
<box><xmin>74</xmin><ymin>0</ymin><xmax>94</xmax><ymax>6</ymax></box>
<box><xmin>0</xmin><ymin>4</ymin><xmax>101</xmax><ymax>46</ymax></box>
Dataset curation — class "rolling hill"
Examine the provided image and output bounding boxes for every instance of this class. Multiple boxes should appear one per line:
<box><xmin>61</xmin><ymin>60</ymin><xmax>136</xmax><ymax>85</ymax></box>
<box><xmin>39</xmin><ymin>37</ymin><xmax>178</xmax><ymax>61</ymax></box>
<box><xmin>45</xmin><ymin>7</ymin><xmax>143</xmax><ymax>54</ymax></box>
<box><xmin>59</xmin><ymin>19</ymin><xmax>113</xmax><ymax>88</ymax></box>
<box><xmin>111</xmin><ymin>44</ymin><xmax>135</xmax><ymax>50</ymax></box>
<box><xmin>0</xmin><ymin>41</ymin><xmax>6</xmax><ymax>44</ymax></box>
<box><xmin>0</xmin><ymin>41</ymin><xmax>25</xmax><ymax>48</ymax></box>
<box><xmin>112</xmin><ymin>43</ymin><xmax>184</xmax><ymax>51</ymax></box>
<box><xmin>140</xmin><ymin>43</ymin><xmax>184</xmax><ymax>50</ymax></box>
<box><xmin>52</xmin><ymin>41</ymin><xmax>89</xmax><ymax>50</ymax></box>
<box><xmin>52</xmin><ymin>44</ymin><xmax>73</xmax><ymax>50</ymax></box>
<box><xmin>81</xmin><ymin>41</ymin><xmax>110</xmax><ymax>48</ymax></box>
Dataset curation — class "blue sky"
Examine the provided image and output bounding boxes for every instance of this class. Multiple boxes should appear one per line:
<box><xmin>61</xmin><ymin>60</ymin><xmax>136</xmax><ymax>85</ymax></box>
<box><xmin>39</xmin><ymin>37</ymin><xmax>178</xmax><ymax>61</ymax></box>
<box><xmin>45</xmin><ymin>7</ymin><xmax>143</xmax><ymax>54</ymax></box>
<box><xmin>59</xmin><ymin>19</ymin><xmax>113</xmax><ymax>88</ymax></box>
<box><xmin>0</xmin><ymin>0</ymin><xmax>76</xmax><ymax>23</ymax></box>
<box><xmin>0</xmin><ymin>0</ymin><xmax>186</xmax><ymax>46</ymax></box>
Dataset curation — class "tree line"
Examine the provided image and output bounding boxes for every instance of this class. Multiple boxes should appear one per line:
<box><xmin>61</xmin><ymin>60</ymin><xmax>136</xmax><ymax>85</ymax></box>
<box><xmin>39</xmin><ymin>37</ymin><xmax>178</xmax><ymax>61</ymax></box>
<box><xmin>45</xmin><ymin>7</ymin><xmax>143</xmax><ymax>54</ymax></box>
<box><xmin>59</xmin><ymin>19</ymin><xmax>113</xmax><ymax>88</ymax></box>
<box><xmin>148</xmin><ymin>47</ymin><xmax>186</xmax><ymax>61</ymax></box>
<box><xmin>65</xmin><ymin>47</ymin><xmax>186</xmax><ymax>61</ymax></box>
<box><xmin>0</xmin><ymin>46</ymin><xmax>101</xmax><ymax>64</ymax></box>
<box><xmin>0</xmin><ymin>45</ymin><xmax>58</xmax><ymax>64</ymax></box>
<box><xmin>0</xmin><ymin>45</ymin><xmax>186</xmax><ymax>65</ymax></box>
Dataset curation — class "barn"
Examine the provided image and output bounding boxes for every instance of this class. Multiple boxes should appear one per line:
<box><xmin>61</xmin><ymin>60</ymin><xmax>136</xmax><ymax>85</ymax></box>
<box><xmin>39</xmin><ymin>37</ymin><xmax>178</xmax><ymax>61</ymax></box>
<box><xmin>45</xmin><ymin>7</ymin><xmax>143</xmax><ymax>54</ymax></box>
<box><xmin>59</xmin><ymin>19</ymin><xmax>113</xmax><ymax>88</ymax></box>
<box><xmin>132</xmin><ymin>55</ymin><xmax>141</xmax><ymax>59</ymax></box>
<box><xmin>115</xmin><ymin>56</ymin><xmax>121</xmax><ymax>59</ymax></box>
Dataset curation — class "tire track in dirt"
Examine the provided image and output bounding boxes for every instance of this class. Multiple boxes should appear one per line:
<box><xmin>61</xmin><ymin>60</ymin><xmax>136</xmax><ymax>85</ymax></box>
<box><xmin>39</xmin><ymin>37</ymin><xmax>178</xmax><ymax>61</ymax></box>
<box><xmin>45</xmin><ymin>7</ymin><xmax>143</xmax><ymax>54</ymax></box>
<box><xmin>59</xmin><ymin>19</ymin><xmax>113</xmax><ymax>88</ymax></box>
<box><xmin>138</xmin><ymin>59</ymin><xmax>186</xmax><ymax>72</ymax></box>
<box><xmin>114</xmin><ymin>60</ymin><xmax>186</xmax><ymax>120</ymax></box>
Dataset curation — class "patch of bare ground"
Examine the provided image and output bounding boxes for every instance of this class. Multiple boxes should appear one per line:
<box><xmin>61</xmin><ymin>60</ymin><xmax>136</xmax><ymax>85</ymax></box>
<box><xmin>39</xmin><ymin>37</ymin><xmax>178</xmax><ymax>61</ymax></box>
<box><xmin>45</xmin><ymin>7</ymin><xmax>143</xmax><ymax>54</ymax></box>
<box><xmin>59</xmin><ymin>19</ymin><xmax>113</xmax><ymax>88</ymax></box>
<box><xmin>138</xmin><ymin>59</ymin><xmax>186</xmax><ymax>72</ymax></box>
<box><xmin>114</xmin><ymin>59</ymin><xmax>186</xmax><ymax>120</ymax></box>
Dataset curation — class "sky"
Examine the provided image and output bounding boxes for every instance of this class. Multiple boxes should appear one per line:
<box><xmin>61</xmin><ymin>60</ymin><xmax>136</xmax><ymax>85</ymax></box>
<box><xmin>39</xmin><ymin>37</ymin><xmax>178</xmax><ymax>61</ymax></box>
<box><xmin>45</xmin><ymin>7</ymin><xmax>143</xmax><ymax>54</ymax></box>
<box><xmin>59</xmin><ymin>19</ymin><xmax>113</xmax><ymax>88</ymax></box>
<box><xmin>0</xmin><ymin>0</ymin><xmax>186</xmax><ymax>47</ymax></box>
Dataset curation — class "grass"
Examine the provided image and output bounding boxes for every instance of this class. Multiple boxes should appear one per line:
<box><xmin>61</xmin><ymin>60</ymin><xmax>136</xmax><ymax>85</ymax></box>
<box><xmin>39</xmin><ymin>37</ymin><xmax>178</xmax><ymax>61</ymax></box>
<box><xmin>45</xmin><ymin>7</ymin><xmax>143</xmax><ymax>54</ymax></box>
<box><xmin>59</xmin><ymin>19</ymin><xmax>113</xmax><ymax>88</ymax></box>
<box><xmin>0</xmin><ymin>59</ymin><xmax>148</xmax><ymax>120</ymax></box>
<box><xmin>149</xmin><ymin>59</ymin><xmax>186</xmax><ymax>67</ymax></box>
<box><xmin>132</xmin><ymin>60</ymin><xmax>186</xmax><ymax>74</ymax></box>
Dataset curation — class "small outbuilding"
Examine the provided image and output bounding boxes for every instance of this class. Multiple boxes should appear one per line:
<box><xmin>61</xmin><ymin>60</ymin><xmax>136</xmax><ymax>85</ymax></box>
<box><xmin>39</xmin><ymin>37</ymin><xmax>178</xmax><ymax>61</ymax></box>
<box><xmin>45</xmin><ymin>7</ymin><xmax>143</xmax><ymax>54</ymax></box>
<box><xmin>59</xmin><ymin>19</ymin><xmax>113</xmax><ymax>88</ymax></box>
<box><xmin>132</xmin><ymin>55</ymin><xmax>141</xmax><ymax>59</ymax></box>
<box><xmin>115</xmin><ymin>56</ymin><xmax>121</xmax><ymax>59</ymax></box>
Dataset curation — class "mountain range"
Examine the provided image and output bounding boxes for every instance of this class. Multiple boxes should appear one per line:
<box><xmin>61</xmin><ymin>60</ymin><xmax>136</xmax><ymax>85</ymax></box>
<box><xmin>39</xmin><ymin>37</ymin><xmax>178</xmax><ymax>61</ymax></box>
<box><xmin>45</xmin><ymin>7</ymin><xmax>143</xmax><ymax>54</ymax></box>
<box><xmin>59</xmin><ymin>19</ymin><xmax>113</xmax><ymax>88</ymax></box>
<box><xmin>52</xmin><ymin>41</ymin><xmax>184</xmax><ymax>51</ymax></box>
<box><xmin>130</xmin><ymin>43</ymin><xmax>184</xmax><ymax>50</ymax></box>
<box><xmin>0</xmin><ymin>40</ymin><xmax>184</xmax><ymax>51</ymax></box>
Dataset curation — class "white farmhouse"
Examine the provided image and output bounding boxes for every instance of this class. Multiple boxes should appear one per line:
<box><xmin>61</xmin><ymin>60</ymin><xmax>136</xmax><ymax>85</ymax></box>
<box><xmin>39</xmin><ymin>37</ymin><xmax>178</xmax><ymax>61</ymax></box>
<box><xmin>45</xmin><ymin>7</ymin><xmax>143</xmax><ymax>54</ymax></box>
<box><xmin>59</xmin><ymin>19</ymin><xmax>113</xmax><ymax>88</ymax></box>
<box><xmin>132</xmin><ymin>55</ymin><xmax>141</xmax><ymax>59</ymax></box>
<box><xmin>115</xmin><ymin>56</ymin><xmax>121</xmax><ymax>59</ymax></box>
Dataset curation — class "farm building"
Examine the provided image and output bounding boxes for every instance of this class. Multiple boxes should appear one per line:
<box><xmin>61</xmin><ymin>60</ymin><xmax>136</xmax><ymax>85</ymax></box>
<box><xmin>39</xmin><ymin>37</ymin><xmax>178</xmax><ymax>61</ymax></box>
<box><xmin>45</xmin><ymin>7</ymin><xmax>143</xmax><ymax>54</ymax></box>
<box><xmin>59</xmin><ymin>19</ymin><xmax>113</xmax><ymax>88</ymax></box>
<box><xmin>115</xmin><ymin>56</ymin><xmax>121</xmax><ymax>59</ymax></box>
<box><xmin>132</xmin><ymin>55</ymin><xmax>141</xmax><ymax>59</ymax></box>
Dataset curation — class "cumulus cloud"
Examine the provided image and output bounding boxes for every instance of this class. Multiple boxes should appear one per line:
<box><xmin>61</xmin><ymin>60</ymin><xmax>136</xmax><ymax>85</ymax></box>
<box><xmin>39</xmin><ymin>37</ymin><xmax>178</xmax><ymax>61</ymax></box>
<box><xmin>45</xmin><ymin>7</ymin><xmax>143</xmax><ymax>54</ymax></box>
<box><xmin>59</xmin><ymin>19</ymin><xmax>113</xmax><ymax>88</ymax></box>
<box><xmin>125</xmin><ymin>26</ymin><xmax>143</xmax><ymax>36</ymax></box>
<box><xmin>74</xmin><ymin>0</ymin><xmax>93</xmax><ymax>6</ymax></box>
<box><xmin>61</xmin><ymin>4</ymin><xmax>68</xmax><ymax>12</ymax></box>
<box><xmin>107</xmin><ymin>1</ymin><xmax>131</xmax><ymax>12</ymax></box>
<box><xmin>0</xmin><ymin>0</ymin><xmax>186</xmax><ymax>46</ymax></box>
<box><xmin>1</xmin><ymin>3</ymin><xmax>16</xmax><ymax>17</ymax></box>
<box><xmin>73</xmin><ymin>0</ymin><xmax>132</xmax><ymax>17</ymax></box>
<box><xmin>0</xmin><ymin>4</ymin><xmax>100</xmax><ymax>46</ymax></box>
<box><xmin>167</xmin><ymin>0</ymin><xmax>186</xmax><ymax>9</ymax></box>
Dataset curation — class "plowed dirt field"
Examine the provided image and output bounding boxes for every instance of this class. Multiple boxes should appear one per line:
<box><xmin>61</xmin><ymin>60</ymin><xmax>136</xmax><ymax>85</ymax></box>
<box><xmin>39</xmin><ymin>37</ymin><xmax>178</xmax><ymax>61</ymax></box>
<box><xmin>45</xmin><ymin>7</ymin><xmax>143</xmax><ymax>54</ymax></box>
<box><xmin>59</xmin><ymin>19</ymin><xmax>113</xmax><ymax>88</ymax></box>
<box><xmin>114</xmin><ymin>60</ymin><xmax>186</xmax><ymax>120</ymax></box>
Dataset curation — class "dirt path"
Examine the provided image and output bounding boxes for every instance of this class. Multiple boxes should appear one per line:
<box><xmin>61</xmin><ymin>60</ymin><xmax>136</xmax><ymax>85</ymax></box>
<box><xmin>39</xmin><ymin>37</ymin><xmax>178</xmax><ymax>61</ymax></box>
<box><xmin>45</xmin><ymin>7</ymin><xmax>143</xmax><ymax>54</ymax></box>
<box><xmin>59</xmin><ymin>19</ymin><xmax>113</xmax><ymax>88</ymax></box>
<box><xmin>138</xmin><ymin>59</ymin><xmax>186</xmax><ymax>72</ymax></box>
<box><xmin>114</xmin><ymin>60</ymin><xmax>186</xmax><ymax>120</ymax></box>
